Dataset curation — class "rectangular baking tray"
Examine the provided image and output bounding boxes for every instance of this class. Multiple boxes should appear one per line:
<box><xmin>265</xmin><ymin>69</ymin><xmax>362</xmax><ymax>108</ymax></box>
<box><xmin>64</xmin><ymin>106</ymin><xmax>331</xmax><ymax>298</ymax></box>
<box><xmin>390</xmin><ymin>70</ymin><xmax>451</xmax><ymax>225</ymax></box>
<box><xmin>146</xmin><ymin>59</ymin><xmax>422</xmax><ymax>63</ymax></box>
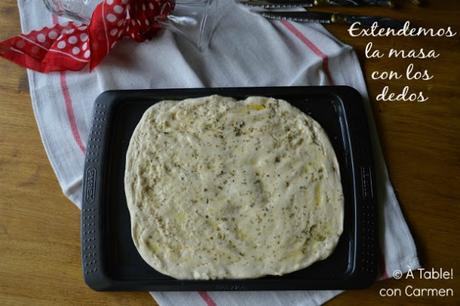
<box><xmin>81</xmin><ymin>86</ymin><xmax>377</xmax><ymax>291</ymax></box>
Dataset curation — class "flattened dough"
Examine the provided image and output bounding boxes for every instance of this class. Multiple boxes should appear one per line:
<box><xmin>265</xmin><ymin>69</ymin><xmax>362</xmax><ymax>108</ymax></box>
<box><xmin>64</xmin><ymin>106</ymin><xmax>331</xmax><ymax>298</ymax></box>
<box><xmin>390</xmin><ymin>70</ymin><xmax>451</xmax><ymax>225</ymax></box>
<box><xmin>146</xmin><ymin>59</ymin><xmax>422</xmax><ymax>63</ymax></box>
<box><xmin>125</xmin><ymin>95</ymin><xmax>343</xmax><ymax>280</ymax></box>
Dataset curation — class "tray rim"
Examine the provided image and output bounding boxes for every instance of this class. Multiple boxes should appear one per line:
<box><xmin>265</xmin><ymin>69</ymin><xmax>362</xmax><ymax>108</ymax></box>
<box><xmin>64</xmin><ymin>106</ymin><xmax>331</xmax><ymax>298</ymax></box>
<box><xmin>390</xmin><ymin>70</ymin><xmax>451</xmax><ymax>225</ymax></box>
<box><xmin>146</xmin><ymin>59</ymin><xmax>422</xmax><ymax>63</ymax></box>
<box><xmin>81</xmin><ymin>86</ymin><xmax>378</xmax><ymax>291</ymax></box>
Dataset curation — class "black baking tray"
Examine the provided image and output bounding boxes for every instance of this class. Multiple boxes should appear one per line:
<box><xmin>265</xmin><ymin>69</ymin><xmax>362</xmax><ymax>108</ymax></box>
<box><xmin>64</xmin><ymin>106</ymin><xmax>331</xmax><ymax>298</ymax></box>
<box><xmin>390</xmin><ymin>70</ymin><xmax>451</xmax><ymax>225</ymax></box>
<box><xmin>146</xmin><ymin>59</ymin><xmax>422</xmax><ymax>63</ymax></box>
<box><xmin>81</xmin><ymin>86</ymin><xmax>377</xmax><ymax>291</ymax></box>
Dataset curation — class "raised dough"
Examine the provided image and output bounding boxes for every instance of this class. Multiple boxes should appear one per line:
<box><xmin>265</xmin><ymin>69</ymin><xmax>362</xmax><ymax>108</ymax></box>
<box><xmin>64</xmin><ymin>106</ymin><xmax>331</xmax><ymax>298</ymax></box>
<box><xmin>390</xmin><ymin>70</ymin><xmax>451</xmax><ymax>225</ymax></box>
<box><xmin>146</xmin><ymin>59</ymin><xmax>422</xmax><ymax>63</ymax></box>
<box><xmin>124</xmin><ymin>95</ymin><xmax>343</xmax><ymax>280</ymax></box>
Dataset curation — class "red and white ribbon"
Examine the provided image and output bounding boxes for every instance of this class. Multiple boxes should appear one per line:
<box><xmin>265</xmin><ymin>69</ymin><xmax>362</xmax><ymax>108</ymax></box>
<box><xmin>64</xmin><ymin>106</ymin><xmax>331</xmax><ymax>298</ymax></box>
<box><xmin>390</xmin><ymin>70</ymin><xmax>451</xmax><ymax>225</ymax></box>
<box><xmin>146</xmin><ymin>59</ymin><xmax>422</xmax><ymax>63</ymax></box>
<box><xmin>0</xmin><ymin>0</ymin><xmax>175</xmax><ymax>72</ymax></box>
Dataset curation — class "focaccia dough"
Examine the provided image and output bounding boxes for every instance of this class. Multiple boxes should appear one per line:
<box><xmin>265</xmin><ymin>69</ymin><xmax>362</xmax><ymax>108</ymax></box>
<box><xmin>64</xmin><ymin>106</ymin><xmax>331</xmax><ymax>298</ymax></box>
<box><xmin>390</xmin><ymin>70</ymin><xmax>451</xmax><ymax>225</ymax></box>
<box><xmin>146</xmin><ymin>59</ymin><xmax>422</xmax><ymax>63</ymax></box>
<box><xmin>124</xmin><ymin>95</ymin><xmax>343</xmax><ymax>280</ymax></box>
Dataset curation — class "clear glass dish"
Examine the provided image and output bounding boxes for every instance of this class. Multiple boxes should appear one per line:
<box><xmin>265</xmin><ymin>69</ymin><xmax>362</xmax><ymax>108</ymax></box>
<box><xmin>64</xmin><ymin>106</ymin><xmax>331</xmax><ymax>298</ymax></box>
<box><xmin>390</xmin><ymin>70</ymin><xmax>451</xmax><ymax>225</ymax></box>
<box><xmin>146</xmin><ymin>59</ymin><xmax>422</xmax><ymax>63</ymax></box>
<box><xmin>42</xmin><ymin>0</ymin><xmax>221</xmax><ymax>50</ymax></box>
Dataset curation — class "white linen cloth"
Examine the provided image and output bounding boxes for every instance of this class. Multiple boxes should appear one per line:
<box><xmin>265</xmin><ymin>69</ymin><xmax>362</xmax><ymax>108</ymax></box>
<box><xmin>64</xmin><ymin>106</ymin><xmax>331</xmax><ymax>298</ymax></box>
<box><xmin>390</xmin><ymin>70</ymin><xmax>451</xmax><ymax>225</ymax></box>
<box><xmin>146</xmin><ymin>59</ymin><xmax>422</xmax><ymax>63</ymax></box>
<box><xmin>17</xmin><ymin>0</ymin><xmax>420</xmax><ymax>305</ymax></box>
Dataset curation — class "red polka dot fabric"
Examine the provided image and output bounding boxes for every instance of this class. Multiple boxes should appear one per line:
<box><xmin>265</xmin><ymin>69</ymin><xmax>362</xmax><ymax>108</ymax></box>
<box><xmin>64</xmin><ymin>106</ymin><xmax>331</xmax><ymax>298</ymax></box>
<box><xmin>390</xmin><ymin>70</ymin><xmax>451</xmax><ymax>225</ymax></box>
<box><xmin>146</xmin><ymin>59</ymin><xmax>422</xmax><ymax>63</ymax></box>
<box><xmin>0</xmin><ymin>0</ymin><xmax>175</xmax><ymax>72</ymax></box>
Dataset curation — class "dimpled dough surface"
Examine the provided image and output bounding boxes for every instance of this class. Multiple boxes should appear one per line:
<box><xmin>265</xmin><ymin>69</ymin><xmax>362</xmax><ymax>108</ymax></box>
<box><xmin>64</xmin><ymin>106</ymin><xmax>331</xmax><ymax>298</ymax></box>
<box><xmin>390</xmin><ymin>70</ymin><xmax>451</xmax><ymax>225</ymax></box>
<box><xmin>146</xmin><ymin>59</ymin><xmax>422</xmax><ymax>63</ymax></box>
<box><xmin>124</xmin><ymin>95</ymin><xmax>344</xmax><ymax>280</ymax></box>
